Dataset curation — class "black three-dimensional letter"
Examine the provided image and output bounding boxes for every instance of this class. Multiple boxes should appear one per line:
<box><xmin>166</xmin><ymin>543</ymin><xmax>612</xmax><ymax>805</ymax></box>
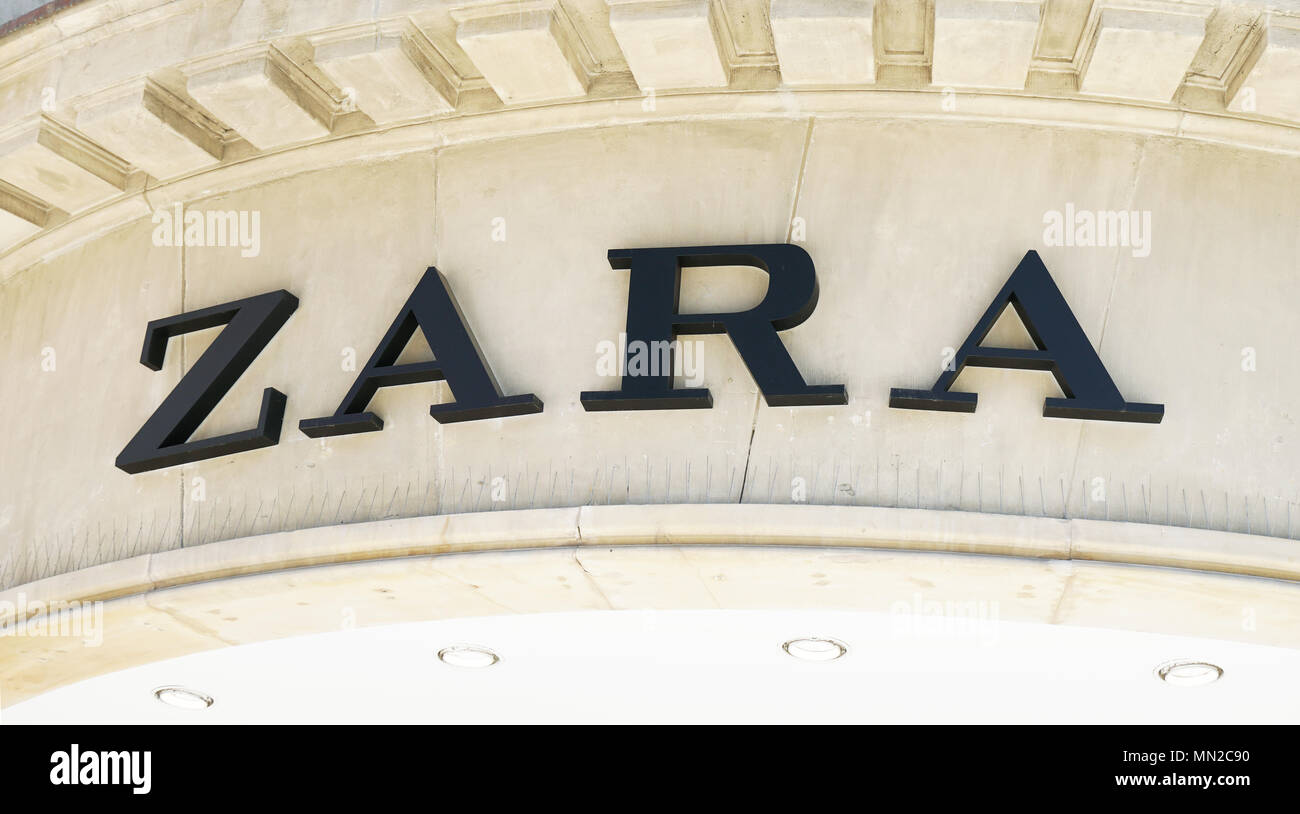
<box><xmin>299</xmin><ymin>267</ymin><xmax>542</xmax><ymax>437</ymax></box>
<box><xmin>581</xmin><ymin>244</ymin><xmax>847</xmax><ymax>410</ymax></box>
<box><xmin>889</xmin><ymin>251</ymin><xmax>1163</xmax><ymax>423</ymax></box>
<box><xmin>116</xmin><ymin>290</ymin><xmax>299</xmax><ymax>474</ymax></box>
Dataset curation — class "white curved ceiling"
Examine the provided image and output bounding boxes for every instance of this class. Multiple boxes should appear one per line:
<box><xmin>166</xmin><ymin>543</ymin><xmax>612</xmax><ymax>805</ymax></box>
<box><xmin>9</xmin><ymin>608</ymin><xmax>1299</xmax><ymax>723</ymax></box>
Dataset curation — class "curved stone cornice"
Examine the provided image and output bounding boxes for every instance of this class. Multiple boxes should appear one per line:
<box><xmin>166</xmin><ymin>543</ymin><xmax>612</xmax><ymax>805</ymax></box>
<box><xmin>4</xmin><ymin>503</ymin><xmax>1300</xmax><ymax>706</ymax></box>
<box><xmin>2</xmin><ymin>0</ymin><xmax>1300</xmax><ymax>262</ymax></box>
<box><xmin>8</xmin><ymin>503</ymin><xmax>1300</xmax><ymax>611</ymax></box>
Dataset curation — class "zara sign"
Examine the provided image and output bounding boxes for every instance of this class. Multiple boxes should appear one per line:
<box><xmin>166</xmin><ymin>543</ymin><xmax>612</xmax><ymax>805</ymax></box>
<box><xmin>115</xmin><ymin>246</ymin><xmax>1162</xmax><ymax>475</ymax></box>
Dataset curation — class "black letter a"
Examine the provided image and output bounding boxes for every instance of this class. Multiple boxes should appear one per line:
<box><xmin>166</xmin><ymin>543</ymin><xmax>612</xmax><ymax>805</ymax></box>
<box><xmin>889</xmin><ymin>251</ymin><xmax>1162</xmax><ymax>423</ymax></box>
<box><xmin>299</xmin><ymin>268</ymin><xmax>541</xmax><ymax>437</ymax></box>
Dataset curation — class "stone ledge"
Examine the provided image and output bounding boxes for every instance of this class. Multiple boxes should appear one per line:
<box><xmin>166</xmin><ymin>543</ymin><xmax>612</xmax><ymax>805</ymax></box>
<box><xmin>5</xmin><ymin>517</ymin><xmax>1300</xmax><ymax>708</ymax></box>
<box><xmin>2</xmin><ymin>0</ymin><xmax>1300</xmax><ymax>258</ymax></box>
<box><xmin>2</xmin><ymin>503</ymin><xmax>1297</xmax><ymax>626</ymax></box>
<box><xmin>5</xmin><ymin>85</ymin><xmax>1300</xmax><ymax>282</ymax></box>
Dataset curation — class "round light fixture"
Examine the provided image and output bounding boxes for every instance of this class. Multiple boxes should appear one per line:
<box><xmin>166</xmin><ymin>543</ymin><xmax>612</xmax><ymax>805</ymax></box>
<box><xmin>1154</xmin><ymin>660</ymin><xmax>1223</xmax><ymax>687</ymax></box>
<box><xmin>437</xmin><ymin>644</ymin><xmax>500</xmax><ymax>669</ymax></box>
<box><xmin>153</xmin><ymin>685</ymin><xmax>214</xmax><ymax>709</ymax></box>
<box><xmin>782</xmin><ymin>637</ymin><xmax>848</xmax><ymax>662</ymax></box>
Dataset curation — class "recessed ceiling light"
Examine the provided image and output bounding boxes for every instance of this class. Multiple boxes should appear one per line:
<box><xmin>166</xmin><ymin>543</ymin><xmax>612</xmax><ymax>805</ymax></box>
<box><xmin>153</xmin><ymin>686</ymin><xmax>214</xmax><ymax>709</ymax></box>
<box><xmin>437</xmin><ymin>644</ymin><xmax>500</xmax><ymax>669</ymax></box>
<box><xmin>782</xmin><ymin>637</ymin><xmax>848</xmax><ymax>662</ymax></box>
<box><xmin>1155</xmin><ymin>660</ymin><xmax>1223</xmax><ymax>687</ymax></box>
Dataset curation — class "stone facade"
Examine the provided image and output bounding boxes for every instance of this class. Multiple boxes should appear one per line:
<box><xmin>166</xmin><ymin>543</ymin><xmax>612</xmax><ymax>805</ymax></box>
<box><xmin>1</xmin><ymin>0</ymin><xmax>1299</xmax><ymax>706</ymax></box>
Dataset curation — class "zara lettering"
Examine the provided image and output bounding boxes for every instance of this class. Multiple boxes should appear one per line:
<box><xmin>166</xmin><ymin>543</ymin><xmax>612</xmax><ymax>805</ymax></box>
<box><xmin>115</xmin><ymin>246</ymin><xmax>1162</xmax><ymax>474</ymax></box>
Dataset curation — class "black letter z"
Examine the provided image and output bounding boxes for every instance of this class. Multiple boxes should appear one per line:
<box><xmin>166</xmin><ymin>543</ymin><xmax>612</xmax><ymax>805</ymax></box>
<box><xmin>115</xmin><ymin>291</ymin><xmax>299</xmax><ymax>474</ymax></box>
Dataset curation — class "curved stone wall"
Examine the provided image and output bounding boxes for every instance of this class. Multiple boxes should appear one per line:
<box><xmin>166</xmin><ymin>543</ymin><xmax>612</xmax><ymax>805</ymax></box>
<box><xmin>0</xmin><ymin>0</ymin><xmax>1298</xmax><ymax>594</ymax></box>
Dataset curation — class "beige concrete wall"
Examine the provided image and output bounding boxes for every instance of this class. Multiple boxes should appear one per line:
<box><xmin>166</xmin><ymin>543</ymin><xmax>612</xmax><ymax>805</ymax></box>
<box><xmin>1</xmin><ymin>109</ymin><xmax>1299</xmax><ymax>589</ymax></box>
<box><xmin>1</xmin><ymin>0</ymin><xmax>1299</xmax><ymax>591</ymax></box>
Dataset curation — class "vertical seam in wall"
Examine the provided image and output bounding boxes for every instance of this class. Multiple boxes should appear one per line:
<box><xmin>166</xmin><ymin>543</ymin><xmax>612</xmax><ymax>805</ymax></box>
<box><xmin>137</xmin><ymin>180</ymin><xmax>181</xmax><ymax>549</ymax></box>
<box><xmin>1046</xmin><ymin>563</ymin><xmax>1078</xmax><ymax>625</ymax></box>
<box><xmin>1094</xmin><ymin>138</ymin><xmax>1147</xmax><ymax>352</ymax></box>
<box><xmin>141</xmin><ymin>180</ymin><xmax>185</xmax><ymax>552</ymax></box>
<box><xmin>677</xmin><ymin>544</ymin><xmax>724</xmax><ymax>608</ymax></box>
<box><xmin>740</xmin><ymin>116</ymin><xmax>816</xmax><ymax>503</ymax></box>
<box><xmin>1063</xmin><ymin>136</ymin><xmax>1149</xmax><ymax>522</ymax></box>
<box><xmin>431</xmin><ymin>143</ymin><xmax>443</xmax><ymax>512</ymax></box>
<box><xmin>736</xmin><ymin>395</ymin><xmax>761</xmax><ymax>503</ymax></box>
<box><xmin>178</xmin><ymin>215</ymin><xmax>186</xmax><ymax>547</ymax></box>
<box><xmin>571</xmin><ymin>547</ymin><xmax>616</xmax><ymax>610</ymax></box>
<box><xmin>785</xmin><ymin>117</ymin><xmax>815</xmax><ymax>243</ymax></box>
